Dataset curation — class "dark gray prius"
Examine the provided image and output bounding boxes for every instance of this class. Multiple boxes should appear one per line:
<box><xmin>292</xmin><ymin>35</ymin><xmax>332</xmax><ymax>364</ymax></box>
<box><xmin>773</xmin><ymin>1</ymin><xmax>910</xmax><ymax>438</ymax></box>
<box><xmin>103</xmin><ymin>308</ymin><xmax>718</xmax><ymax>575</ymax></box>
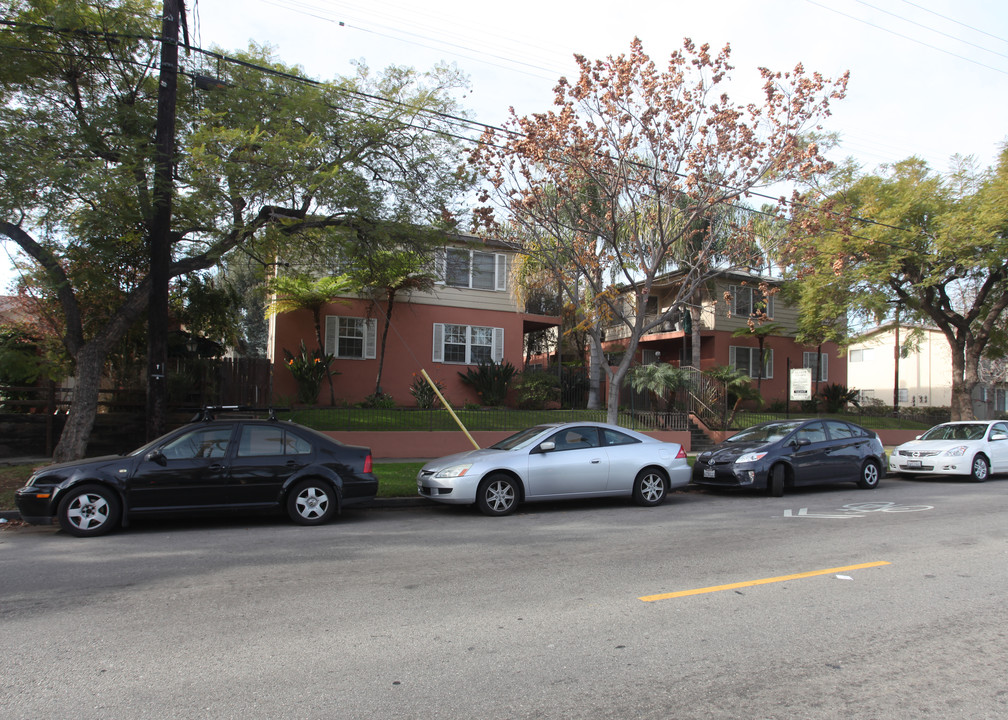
<box><xmin>691</xmin><ymin>418</ymin><xmax>886</xmax><ymax>496</ymax></box>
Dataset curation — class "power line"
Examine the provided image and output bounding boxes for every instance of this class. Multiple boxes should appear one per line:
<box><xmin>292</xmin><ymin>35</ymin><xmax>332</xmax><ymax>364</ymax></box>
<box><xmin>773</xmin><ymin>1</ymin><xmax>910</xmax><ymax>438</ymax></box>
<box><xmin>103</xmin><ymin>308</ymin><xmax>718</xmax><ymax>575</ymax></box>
<box><xmin>804</xmin><ymin>0</ymin><xmax>1008</xmax><ymax>76</ymax></box>
<box><xmin>0</xmin><ymin>18</ymin><xmax>949</xmax><ymax>252</ymax></box>
<box><xmin>854</xmin><ymin>0</ymin><xmax>1008</xmax><ymax>62</ymax></box>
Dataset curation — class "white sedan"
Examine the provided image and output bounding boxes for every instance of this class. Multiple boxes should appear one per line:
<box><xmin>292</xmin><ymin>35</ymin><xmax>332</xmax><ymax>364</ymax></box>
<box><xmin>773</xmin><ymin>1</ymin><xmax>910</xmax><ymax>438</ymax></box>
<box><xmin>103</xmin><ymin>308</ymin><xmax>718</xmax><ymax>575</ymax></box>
<box><xmin>889</xmin><ymin>420</ymin><xmax>1008</xmax><ymax>481</ymax></box>
<box><xmin>417</xmin><ymin>422</ymin><xmax>691</xmax><ymax>516</ymax></box>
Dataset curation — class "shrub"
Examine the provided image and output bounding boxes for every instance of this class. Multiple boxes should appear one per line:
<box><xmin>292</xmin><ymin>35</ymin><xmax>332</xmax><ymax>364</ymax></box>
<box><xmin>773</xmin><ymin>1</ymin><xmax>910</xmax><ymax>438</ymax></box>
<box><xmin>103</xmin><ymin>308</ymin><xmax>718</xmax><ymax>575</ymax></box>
<box><xmin>283</xmin><ymin>341</ymin><xmax>336</xmax><ymax>405</ymax></box>
<box><xmin>819</xmin><ymin>383</ymin><xmax>860</xmax><ymax>413</ymax></box>
<box><xmin>514</xmin><ymin>370</ymin><xmax>560</xmax><ymax>409</ymax></box>
<box><xmin>409</xmin><ymin>373</ymin><xmax>444</xmax><ymax>409</ymax></box>
<box><xmin>362</xmin><ymin>392</ymin><xmax>396</xmax><ymax>409</ymax></box>
<box><xmin>458</xmin><ymin>360</ymin><xmax>517</xmax><ymax>407</ymax></box>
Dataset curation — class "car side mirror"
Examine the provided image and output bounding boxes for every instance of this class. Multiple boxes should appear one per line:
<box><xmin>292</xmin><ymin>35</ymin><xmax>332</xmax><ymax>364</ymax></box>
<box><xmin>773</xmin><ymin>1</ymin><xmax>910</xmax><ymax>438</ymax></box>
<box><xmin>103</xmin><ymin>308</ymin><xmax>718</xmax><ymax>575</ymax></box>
<box><xmin>991</xmin><ymin>433</ymin><xmax>1008</xmax><ymax>442</ymax></box>
<box><xmin>538</xmin><ymin>441</ymin><xmax>556</xmax><ymax>453</ymax></box>
<box><xmin>146</xmin><ymin>449</ymin><xmax>166</xmax><ymax>465</ymax></box>
<box><xmin>792</xmin><ymin>437</ymin><xmax>811</xmax><ymax>448</ymax></box>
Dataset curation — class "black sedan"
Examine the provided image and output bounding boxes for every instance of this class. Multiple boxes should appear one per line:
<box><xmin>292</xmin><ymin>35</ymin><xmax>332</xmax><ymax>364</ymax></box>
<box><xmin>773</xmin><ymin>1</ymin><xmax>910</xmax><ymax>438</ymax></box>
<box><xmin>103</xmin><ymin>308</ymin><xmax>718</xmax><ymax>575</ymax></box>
<box><xmin>15</xmin><ymin>416</ymin><xmax>378</xmax><ymax>537</ymax></box>
<box><xmin>691</xmin><ymin>419</ymin><xmax>886</xmax><ymax>496</ymax></box>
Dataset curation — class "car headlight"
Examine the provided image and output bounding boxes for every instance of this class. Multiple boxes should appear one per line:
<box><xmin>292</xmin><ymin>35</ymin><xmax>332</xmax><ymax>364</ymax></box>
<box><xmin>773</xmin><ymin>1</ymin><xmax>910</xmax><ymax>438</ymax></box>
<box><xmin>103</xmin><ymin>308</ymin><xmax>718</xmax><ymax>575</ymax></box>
<box><xmin>942</xmin><ymin>445</ymin><xmax>968</xmax><ymax>457</ymax></box>
<box><xmin>736</xmin><ymin>452</ymin><xmax>768</xmax><ymax>464</ymax></box>
<box><xmin>435</xmin><ymin>463</ymin><xmax>473</xmax><ymax>479</ymax></box>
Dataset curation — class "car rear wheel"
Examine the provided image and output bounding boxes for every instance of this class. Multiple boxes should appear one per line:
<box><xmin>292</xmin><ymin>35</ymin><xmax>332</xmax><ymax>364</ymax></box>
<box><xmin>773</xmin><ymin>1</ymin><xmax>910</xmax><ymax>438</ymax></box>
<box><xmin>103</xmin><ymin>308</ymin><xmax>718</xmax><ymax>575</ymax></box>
<box><xmin>768</xmin><ymin>464</ymin><xmax>785</xmax><ymax>497</ymax></box>
<box><xmin>476</xmin><ymin>474</ymin><xmax>518</xmax><ymax>517</ymax></box>
<box><xmin>287</xmin><ymin>479</ymin><xmax>337</xmax><ymax>525</ymax></box>
<box><xmin>57</xmin><ymin>484</ymin><xmax>121</xmax><ymax>537</ymax></box>
<box><xmin>633</xmin><ymin>468</ymin><xmax>667</xmax><ymax>507</ymax></box>
<box><xmin>970</xmin><ymin>455</ymin><xmax>989</xmax><ymax>483</ymax></box>
<box><xmin>857</xmin><ymin>460</ymin><xmax>881</xmax><ymax>489</ymax></box>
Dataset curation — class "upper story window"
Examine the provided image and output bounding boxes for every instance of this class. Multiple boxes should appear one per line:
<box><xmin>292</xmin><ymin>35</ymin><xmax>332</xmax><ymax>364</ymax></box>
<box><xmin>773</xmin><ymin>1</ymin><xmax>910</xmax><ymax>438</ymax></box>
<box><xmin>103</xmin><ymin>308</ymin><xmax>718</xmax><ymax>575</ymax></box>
<box><xmin>440</xmin><ymin>248</ymin><xmax>508</xmax><ymax>291</ymax></box>
<box><xmin>730</xmin><ymin>284</ymin><xmax>774</xmax><ymax>319</ymax></box>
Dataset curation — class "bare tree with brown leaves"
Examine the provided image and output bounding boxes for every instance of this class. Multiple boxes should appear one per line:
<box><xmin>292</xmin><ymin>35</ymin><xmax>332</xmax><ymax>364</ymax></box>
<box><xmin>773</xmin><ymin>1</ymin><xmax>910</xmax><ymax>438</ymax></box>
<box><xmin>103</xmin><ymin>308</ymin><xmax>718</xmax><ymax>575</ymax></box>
<box><xmin>470</xmin><ymin>38</ymin><xmax>848</xmax><ymax>422</ymax></box>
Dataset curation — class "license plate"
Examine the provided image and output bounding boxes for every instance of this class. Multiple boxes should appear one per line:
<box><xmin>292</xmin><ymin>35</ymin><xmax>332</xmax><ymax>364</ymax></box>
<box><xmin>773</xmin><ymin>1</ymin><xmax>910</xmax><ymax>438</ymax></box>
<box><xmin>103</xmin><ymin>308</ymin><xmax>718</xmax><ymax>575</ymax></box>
<box><xmin>907</xmin><ymin>460</ymin><xmax>921</xmax><ymax>468</ymax></box>
<box><xmin>704</xmin><ymin>468</ymin><xmax>716</xmax><ymax>478</ymax></box>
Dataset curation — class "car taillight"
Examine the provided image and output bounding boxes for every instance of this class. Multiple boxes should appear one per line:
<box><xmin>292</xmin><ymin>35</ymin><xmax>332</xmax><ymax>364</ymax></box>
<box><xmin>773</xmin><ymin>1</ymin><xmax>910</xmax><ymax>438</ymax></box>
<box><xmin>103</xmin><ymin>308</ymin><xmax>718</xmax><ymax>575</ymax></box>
<box><xmin>363</xmin><ymin>453</ymin><xmax>372</xmax><ymax>473</ymax></box>
<box><xmin>676</xmin><ymin>446</ymin><xmax>687</xmax><ymax>459</ymax></box>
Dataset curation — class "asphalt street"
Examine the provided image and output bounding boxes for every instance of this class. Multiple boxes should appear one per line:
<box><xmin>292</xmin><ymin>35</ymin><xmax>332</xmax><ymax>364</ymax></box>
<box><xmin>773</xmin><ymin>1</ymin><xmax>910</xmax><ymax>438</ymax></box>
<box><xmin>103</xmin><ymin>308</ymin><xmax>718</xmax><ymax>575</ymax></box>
<box><xmin>2</xmin><ymin>476</ymin><xmax>1006</xmax><ymax>719</ymax></box>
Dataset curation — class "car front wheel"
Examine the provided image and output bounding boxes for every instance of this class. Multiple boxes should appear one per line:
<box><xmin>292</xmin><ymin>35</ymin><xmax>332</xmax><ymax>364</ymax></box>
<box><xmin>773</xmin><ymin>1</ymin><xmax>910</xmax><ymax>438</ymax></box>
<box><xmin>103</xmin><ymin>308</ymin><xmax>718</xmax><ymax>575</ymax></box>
<box><xmin>857</xmin><ymin>460</ymin><xmax>881</xmax><ymax>489</ymax></box>
<box><xmin>768</xmin><ymin>464</ymin><xmax>785</xmax><ymax>497</ymax></box>
<box><xmin>476</xmin><ymin>474</ymin><xmax>518</xmax><ymax>517</ymax></box>
<box><xmin>970</xmin><ymin>455</ymin><xmax>989</xmax><ymax>482</ymax></box>
<box><xmin>287</xmin><ymin>479</ymin><xmax>337</xmax><ymax>525</ymax></box>
<box><xmin>633</xmin><ymin>469</ymin><xmax>667</xmax><ymax>507</ymax></box>
<box><xmin>57</xmin><ymin>484</ymin><xmax>121</xmax><ymax>537</ymax></box>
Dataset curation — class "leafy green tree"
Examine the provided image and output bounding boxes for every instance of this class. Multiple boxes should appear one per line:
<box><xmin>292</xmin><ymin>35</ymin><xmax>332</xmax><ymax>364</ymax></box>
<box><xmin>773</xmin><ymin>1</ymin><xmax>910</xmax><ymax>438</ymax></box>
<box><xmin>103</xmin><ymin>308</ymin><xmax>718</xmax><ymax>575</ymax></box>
<box><xmin>783</xmin><ymin>149</ymin><xmax>1008</xmax><ymax>420</ymax></box>
<box><xmin>0</xmin><ymin>1</ymin><xmax>472</xmax><ymax>459</ymax></box>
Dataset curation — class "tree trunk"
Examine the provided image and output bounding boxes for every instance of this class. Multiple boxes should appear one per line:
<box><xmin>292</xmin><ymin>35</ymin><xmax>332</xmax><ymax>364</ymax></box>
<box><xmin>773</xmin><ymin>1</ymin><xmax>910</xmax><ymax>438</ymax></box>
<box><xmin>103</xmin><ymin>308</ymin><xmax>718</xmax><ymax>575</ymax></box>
<box><xmin>374</xmin><ymin>290</ymin><xmax>396</xmax><ymax>396</ymax></box>
<box><xmin>949</xmin><ymin>345</ymin><xmax>974</xmax><ymax>421</ymax></box>
<box><xmin>586</xmin><ymin>332</ymin><xmax>603</xmax><ymax>410</ymax></box>
<box><xmin>690</xmin><ymin>305</ymin><xmax>702</xmax><ymax>368</ymax></box>
<box><xmin>52</xmin><ymin>344</ymin><xmax>110</xmax><ymax>462</ymax></box>
<box><xmin>311</xmin><ymin>312</ymin><xmax>336</xmax><ymax>406</ymax></box>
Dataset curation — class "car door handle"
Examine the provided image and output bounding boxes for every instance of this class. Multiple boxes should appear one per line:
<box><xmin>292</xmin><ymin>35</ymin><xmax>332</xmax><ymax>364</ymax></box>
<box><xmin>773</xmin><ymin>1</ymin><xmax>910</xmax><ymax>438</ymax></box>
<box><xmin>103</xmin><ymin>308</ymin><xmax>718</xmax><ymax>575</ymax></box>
<box><xmin>590</xmin><ymin>458</ymin><xmax>601</xmax><ymax>464</ymax></box>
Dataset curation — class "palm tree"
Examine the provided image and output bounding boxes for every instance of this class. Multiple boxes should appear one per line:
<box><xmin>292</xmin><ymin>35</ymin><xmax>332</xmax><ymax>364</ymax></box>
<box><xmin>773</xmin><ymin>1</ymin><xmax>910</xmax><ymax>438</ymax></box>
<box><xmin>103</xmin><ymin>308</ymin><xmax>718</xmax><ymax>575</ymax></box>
<box><xmin>267</xmin><ymin>274</ymin><xmax>353</xmax><ymax>405</ymax></box>
<box><xmin>731</xmin><ymin>322</ymin><xmax>785</xmax><ymax>393</ymax></box>
<box><xmin>349</xmin><ymin>249</ymin><xmax>436</xmax><ymax>398</ymax></box>
<box><xmin>704</xmin><ymin>365</ymin><xmax>762</xmax><ymax>428</ymax></box>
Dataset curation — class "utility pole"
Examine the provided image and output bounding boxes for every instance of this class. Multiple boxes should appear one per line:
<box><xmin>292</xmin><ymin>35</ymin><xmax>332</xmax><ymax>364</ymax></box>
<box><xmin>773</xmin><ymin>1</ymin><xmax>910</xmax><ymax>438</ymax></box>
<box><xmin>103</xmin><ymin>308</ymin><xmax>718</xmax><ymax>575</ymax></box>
<box><xmin>148</xmin><ymin>0</ymin><xmax>184</xmax><ymax>441</ymax></box>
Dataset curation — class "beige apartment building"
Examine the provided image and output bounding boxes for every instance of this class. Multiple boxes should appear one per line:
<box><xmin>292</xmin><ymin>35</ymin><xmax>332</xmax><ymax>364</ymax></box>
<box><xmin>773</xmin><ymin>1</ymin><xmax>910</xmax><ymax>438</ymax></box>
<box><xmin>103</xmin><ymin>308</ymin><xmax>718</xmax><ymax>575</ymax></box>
<box><xmin>847</xmin><ymin>323</ymin><xmax>1007</xmax><ymax>418</ymax></box>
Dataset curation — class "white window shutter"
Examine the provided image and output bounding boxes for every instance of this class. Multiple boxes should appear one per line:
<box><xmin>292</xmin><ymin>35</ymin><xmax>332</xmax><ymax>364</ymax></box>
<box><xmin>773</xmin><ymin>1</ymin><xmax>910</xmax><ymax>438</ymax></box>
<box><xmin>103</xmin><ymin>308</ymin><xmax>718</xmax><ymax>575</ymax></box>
<box><xmin>764</xmin><ymin>349</ymin><xmax>773</xmax><ymax>379</ymax></box>
<box><xmin>495</xmin><ymin>254</ymin><xmax>508</xmax><ymax>291</ymax></box>
<box><xmin>767</xmin><ymin>294</ymin><xmax>775</xmax><ymax>318</ymax></box>
<box><xmin>434</xmin><ymin>248</ymin><xmax>446</xmax><ymax>285</ymax></box>
<box><xmin>432</xmin><ymin>323</ymin><xmax>444</xmax><ymax>363</ymax></box>
<box><xmin>729</xmin><ymin>346</ymin><xmax>737</xmax><ymax>371</ymax></box>
<box><xmin>364</xmin><ymin>318</ymin><xmax>378</xmax><ymax>359</ymax></box>
<box><xmin>492</xmin><ymin>327</ymin><xmax>504</xmax><ymax>363</ymax></box>
<box><xmin>820</xmin><ymin>354</ymin><xmax>827</xmax><ymax>382</ymax></box>
<box><xmin>324</xmin><ymin>316</ymin><xmax>338</xmax><ymax>356</ymax></box>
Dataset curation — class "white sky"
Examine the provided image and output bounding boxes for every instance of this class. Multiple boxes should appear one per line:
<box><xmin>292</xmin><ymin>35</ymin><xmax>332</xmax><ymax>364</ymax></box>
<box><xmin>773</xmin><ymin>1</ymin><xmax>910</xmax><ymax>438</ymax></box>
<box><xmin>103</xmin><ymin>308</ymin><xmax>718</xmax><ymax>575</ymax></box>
<box><xmin>2</xmin><ymin>0</ymin><xmax>1007</xmax><ymax>291</ymax></box>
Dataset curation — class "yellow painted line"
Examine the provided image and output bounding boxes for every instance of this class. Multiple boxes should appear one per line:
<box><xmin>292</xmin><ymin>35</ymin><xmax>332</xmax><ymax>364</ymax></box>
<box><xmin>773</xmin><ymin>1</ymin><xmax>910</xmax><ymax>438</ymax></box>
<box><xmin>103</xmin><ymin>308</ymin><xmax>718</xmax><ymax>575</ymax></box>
<box><xmin>639</xmin><ymin>561</ymin><xmax>891</xmax><ymax>602</ymax></box>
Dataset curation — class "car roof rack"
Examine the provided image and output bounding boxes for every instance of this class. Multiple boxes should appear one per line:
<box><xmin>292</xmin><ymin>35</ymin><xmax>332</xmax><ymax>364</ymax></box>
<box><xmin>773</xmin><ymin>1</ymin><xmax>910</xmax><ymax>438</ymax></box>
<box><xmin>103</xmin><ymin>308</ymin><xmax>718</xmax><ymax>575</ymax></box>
<box><xmin>188</xmin><ymin>405</ymin><xmax>291</xmax><ymax>423</ymax></box>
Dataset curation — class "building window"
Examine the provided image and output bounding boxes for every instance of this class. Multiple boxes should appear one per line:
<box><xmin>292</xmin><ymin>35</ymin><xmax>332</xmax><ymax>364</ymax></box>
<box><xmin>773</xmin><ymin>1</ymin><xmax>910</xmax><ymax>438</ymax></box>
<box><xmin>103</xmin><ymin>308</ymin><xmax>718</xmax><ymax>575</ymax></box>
<box><xmin>442</xmin><ymin>248</ymin><xmax>507</xmax><ymax>291</ymax></box>
<box><xmin>324</xmin><ymin>316</ymin><xmax>377</xmax><ymax>359</ymax></box>
<box><xmin>729</xmin><ymin>346</ymin><xmax>773</xmax><ymax>379</ymax></box>
<box><xmin>433</xmin><ymin>323</ymin><xmax>504</xmax><ymax>364</ymax></box>
<box><xmin>802</xmin><ymin>352</ymin><xmax>828</xmax><ymax>383</ymax></box>
<box><xmin>730</xmin><ymin>285</ymin><xmax>774</xmax><ymax>319</ymax></box>
<box><xmin>849</xmin><ymin>348</ymin><xmax>873</xmax><ymax>363</ymax></box>
<box><xmin>898</xmin><ymin>388</ymin><xmax>909</xmax><ymax>403</ymax></box>
<box><xmin>997</xmin><ymin>389</ymin><xmax>1006</xmax><ymax>413</ymax></box>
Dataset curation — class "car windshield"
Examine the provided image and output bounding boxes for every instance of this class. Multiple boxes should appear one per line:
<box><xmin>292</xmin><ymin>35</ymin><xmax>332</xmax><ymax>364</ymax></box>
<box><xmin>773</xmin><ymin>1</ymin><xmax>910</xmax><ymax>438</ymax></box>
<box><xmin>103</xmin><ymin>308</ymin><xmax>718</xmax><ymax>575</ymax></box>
<box><xmin>726</xmin><ymin>421</ymin><xmax>805</xmax><ymax>445</ymax></box>
<box><xmin>489</xmin><ymin>425</ymin><xmax>555</xmax><ymax>451</ymax></box>
<box><xmin>920</xmin><ymin>423</ymin><xmax>988</xmax><ymax>441</ymax></box>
